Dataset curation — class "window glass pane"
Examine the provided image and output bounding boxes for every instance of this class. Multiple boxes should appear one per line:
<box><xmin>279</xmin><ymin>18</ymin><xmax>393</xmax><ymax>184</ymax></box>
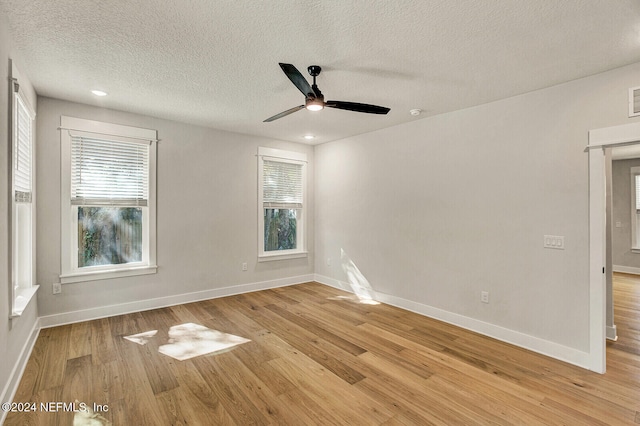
<box><xmin>78</xmin><ymin>207</ymin><xmax>143</xmax><ymax>267</ymax></box>
<box><xmin>15</xmin><ymin>203</ymin><xmax>32</xmax><ymax>289</ymax></box>
<box><xmin>636</xmin><ymin>174</ymin><xmax>640</xmax><ymax>210</ymax></box>
<box><xmin>264</xmin><ymin>208</ymin><xmax>297</xmax><ymax>251</ymax></box>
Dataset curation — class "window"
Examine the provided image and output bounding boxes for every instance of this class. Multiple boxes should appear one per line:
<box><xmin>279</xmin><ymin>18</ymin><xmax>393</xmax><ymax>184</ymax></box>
<box><xmin>631</xmin><ymin>166</ymin><xmax>640</xmax><ymax>252</ymax></box>
<box><xmin>60</xmin><ymin>116</ymin><xmax>157</xmax><ymax>283</ymax></box>
<box><xmin>258</xmin><ymin>147</ymin><xmax>307</xmax><ymax>260</ymax></box>
<box><xmin>10</xmin><ymin>70</ymin><xmax>38</xmax><ymax>317</ymax></box>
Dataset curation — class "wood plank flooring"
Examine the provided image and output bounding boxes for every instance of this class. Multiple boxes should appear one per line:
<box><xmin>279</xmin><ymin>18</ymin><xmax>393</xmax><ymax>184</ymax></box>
<box><xmin>4</xmin><ymin>276</ymin><xmax>640</xmax><ymax>425</ymax></box>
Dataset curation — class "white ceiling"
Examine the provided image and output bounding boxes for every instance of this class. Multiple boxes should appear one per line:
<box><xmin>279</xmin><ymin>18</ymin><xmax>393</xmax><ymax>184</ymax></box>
<box><xmin>1</xmin><ymin>0</ymin><xmax>640</xmax><ymax>145</ymax></box>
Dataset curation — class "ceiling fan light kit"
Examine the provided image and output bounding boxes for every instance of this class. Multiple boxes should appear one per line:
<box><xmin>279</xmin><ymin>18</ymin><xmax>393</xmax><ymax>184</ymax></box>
<box><xmin>306</xmin><ymin>98</ymin><xmax>324</xmax><ymax>111</ymax></box>
<box><xmin>264</xmin><ymin>63</ymin><xmax>390</xmax><ymax>122</ymax></box>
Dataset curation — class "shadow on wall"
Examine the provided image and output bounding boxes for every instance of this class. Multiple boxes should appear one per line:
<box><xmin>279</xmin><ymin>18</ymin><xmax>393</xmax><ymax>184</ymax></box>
<box><xmin>327</xmin><ymin>249</ymin><xmax>380</xmax><ymax>305</ymax></box>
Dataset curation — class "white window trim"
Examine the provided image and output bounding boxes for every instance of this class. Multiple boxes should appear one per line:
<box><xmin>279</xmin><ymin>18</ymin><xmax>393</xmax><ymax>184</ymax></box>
<box><xmin>59</xmin><ymin>116</ymin><xmax>157</xmax><ymax>284</ymax></box>
<box><xmin>257</xmin><ymin>147</ymin><xmax>307</xmax><ymax>261</ymax></box>
<box><xmin>9</xmin><ymin>67</ymin><xmax>39</xmax><ymax>318</ymax></box>
<box><xmin>631</xmin><ymin>166</ymin><xmax>640</xmax><ymax>253</ymax></box>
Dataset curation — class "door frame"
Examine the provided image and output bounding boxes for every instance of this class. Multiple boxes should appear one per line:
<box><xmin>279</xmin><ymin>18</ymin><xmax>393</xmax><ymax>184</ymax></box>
<box><xmin>588</xmin><ymin>121</ymin><xmax>640</xmax><ymax>373</ymax></box>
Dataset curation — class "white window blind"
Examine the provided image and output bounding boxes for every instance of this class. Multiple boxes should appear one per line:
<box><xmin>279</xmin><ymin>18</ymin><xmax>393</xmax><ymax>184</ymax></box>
<box><xmin>70</xmin><ymin>134</ymin><xmax>149</xmax><ymax>206</ymax></box>
<box><xmin>14</xmin><ymin>96</ymin><xmax>32</xmax><ymax>203</ymax></box>
<box><xmin>263</xmin><ymin>160</ymin><xmax>303</xmax><ymax>208</ymax></box>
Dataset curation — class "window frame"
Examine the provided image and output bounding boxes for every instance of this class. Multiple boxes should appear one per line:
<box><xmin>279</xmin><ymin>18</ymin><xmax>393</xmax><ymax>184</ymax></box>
<box><xmin>60</xmin><ymin>116</ymin><xmax>157</xmax><ymax>283</ymax></box>
<box><xmin>257</xmin><ymin>147</ymin><xmax>307</xmax><ymax>261</ymax></box>
<box><xmin>9</xmin><ymin>73</ymin><xmax>38</xmax><ymax>317</ymax></box>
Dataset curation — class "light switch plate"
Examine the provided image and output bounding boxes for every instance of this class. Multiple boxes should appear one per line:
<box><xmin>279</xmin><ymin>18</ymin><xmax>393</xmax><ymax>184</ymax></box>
<box><xmin>544</xmin><ymin>235</ymin><xmax>565</xmax><ymax>250</ymax></box>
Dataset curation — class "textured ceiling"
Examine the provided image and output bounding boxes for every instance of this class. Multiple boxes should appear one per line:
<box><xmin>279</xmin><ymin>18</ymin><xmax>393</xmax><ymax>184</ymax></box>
<box><xmin>1</xmin><ymin>0</ymin><xmax>640</xmax><ymax>144</ymax></box>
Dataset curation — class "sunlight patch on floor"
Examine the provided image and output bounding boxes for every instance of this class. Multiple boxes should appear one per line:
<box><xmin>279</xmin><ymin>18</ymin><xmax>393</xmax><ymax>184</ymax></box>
<box><xmin>72</xmin><ymin>400</ymin><xmax>111</xmax><ymax>426</ymax></box>
<box><xmin>327</xmin><ymin>249</ymin><xmax>380</xmax><ymax>305</ymax></box>
<box><xmin>124</xmin><ymin>323</ymin><xmax>250</xmax><ymax>361</ymax></box>
<box><xmin>123</xmin><ymin>329</ymin><xmax>157</xmax><ymax>345</ymax></box>
<box><xmin>159</xmin><ymin>322</ymin><xmax>251</xmax><ymax>361</ymax></box>
<box><xmin>327</xmin><ymin>295</ymin><xmax>381</xmax><ymax>305</ymax></box>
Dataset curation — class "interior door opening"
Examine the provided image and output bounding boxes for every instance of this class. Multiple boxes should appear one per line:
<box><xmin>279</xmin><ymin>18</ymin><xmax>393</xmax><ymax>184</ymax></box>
<box><xmin>588</xmin><ymin>121</ymin><xmax>640</xmax><ymax>373</ymax></box>
<box><xmin>606</xmin><ymin>144</ymin><xmax>640</xmax><ymax>343</ymax></box>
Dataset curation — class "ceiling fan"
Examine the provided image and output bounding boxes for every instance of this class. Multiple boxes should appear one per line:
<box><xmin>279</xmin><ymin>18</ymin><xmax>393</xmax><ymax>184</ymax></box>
<box><xmin>264</xmin><ymin>63</ymin><xmax>390</xmax><ymax>122</ymax></box>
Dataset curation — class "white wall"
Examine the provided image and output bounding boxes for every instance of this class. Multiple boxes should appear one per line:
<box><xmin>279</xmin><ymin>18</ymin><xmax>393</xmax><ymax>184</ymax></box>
<box><xmin>315</xmin><ymin>61</ymin><xmax>640</xmax><ymax>356</ymax></box>
<box><xmin>36</xmin><ymin>97</ymin><xmax>314</xmax><ymax>318</ymax></box>
<box><xmin>0</xmin><ymin>10</ymin><xmax>40</xmax><ymax>409</ymax></box>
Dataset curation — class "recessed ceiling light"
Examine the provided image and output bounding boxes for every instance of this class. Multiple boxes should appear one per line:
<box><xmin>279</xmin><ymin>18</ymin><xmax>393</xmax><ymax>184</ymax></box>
<box><xmin>304</xmin><ymin>135</ymin><xmax>315</xmax><ymax>140</ymax></box>
<box><xmin>91</xmin><ymin>90</ymin><xmax>107</xmax><ymax>96</ymax></box>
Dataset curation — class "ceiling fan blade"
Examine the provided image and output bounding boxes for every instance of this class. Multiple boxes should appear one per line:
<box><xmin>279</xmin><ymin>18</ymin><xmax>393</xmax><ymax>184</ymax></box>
<box><xmin>326</xmin><ymin>100</ymin><xmax>390</xmax><ymax>115</ymax></box>
<box><xmin>279</xmin><ymin>63</ymin><xmax>315</xmax><ymax>99</ymax></box>
<box><xmin>264</xmin><ymin>105</ymin><xmax>305</xmax><ymax>122</ymax></box>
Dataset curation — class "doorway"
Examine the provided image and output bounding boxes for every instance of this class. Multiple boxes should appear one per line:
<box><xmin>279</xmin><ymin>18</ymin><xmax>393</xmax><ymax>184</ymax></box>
<box><xmin>606</xmin><ymin>146</ymin><xmax>640</xmax><ymax>337</ymax></box>
<box><xmin>607</xmin><ymin>146</ymin><xmax>640</xmax><ymax>342</ymax></box>
<box><xmin>588</xmin><ymin>121</ymin><xmax>640</xmax><ymax>373</ymax></box>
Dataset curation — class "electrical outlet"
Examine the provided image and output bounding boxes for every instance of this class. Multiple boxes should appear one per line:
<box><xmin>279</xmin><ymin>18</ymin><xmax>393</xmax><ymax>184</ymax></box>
<box><xmin>242</xmin><ymin>262</ymin><xmax>248</xmax><ymax>271</ymax></box>
<box><xmin>481</xmin><ymin>291</ymin><xmax>489</xmax><ymax>304</ymax></box>
<box><xmin>327</xmin><ymin>258</ymin><xmax>331</xmax><ymax>266</ymax></box>
<box><xmin>52</xmin><ymin>283</ymin><xmax>62</xmax><ymax>295</ymax></box>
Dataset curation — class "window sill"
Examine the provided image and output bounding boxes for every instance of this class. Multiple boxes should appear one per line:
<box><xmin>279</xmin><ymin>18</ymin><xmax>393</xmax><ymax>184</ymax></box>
<box><xmin>258</xmin><ymin>251</ymin><xmax>308</xmax><ymax>262</ymax></box>
<box><xmin>632</xmin><ymin>248</ymin><xmax>640</xmax><ymax>254</ymax></box>
<box><xmin>60</xmin><ymin>265</ymin><xmax>157</xmax><ymax>284</ymax></box>
<box><xmin>10</xmin><ymin>285</ymin><xmax>40</xmax><ymax>318</ymax></box>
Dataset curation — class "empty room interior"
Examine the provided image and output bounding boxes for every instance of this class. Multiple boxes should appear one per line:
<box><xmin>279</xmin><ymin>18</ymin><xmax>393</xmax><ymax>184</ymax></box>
<box><xmin>2</xmin><ymin>1</ymin><xmax>640</xmax><ymax>424</ymax></box>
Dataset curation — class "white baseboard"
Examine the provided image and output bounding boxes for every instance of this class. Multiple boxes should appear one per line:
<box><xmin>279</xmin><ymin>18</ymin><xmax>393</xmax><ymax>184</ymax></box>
<box><xmin>0</xmin><ymin>320</ymin><xmax>40</xmax><ymax>425</ymax></box>
<box><xmin>314</xmin><ymin>274</ymin><xmax>592</xmax><ymax>371</ymax></box>
<box><xmin>612</xmin><ymin>265</ymin><xmax>640</xmax><ymax>275</ymax></box>
<box><xmin>606</xmin><ymin>325</ymin><xmax>618</xmax><ymax>341</ymax></box>
<box><xmin>39</xmin><ymin>274</ymin><xmax>314</xmax><ymax>328</ymax></box>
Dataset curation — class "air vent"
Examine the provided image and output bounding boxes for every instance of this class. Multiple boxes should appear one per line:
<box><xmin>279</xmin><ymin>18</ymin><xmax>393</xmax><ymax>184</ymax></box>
<box><xmin>629</xmin><ymin>86</ymin><xmax>640</xmax><ymax>117</ymax></box>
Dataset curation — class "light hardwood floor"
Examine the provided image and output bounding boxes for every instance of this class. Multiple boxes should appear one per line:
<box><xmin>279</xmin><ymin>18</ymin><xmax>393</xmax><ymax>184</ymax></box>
<box><xmin>5</xmin><ymin>276</ymin><xmax>640</xmax><ymax>425</ymax></box>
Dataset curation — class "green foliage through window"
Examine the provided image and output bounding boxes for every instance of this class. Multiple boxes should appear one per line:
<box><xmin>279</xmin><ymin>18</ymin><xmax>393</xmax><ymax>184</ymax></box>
<box><xmin>78</xmin><ymin>207</ymin><xmax>142</xmax><ymax>267</ymax></box>
<box><xmin>264</xmin><ymin>208</ymin><xmax>297</xmax><ymax>251</ymax></box>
